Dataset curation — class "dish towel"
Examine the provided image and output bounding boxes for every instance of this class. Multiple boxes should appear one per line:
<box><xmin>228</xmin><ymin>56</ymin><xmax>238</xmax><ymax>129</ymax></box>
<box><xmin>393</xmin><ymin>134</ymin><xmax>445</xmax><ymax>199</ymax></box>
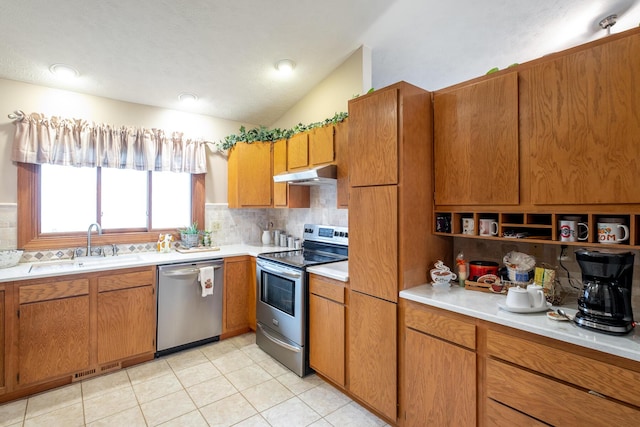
<box><xmin>199</xmin><ymin>266</ymin><xmax>214</xmax><ymax>297</ymax></box>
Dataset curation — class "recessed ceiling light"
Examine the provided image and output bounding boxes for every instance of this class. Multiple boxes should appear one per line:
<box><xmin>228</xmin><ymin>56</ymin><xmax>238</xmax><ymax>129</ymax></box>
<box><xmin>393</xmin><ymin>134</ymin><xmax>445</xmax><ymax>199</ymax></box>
<box><xmin>49</xmin><ymin>63</ymin><xmax>79</xmax><ymax>79</ymax></box>
<box><xmin>178</xmin><ymin>92</ymin><xmax>198</xmax><ymax>103</ymax></box>
<box><xmin>275</xmin><ymin>59</ymin><xmax>296</xmax><ymax>75</ymax></box>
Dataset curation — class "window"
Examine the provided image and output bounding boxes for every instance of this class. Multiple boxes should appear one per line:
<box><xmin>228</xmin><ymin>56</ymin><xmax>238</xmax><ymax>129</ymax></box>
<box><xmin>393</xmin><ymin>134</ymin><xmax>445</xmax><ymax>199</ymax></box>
<box><xmin>17</xmin><ymin>163</ymin><xmax>204</xmax><ymax>250</ymax></box>
<box><xmin>40</xmin><ymin>164</ymin><xmax>191</xmax><ymax>233</ymax></box>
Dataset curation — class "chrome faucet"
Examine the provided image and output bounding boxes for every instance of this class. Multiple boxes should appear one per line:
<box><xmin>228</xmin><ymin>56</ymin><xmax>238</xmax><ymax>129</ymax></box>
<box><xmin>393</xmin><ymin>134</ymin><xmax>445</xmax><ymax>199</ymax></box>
<box><xmin>87</xmin><ymin>223</ymin><xmax>102</xmax><ymax>257</ymax></box>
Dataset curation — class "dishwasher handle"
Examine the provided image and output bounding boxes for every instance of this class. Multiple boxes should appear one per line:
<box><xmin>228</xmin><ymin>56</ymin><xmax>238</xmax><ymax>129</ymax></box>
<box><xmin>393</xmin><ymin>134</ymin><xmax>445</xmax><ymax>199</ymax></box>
<box><xmin>160</xmin><ymin>264</ymin><xmax>222</xmax><ymax>278</ymax></box>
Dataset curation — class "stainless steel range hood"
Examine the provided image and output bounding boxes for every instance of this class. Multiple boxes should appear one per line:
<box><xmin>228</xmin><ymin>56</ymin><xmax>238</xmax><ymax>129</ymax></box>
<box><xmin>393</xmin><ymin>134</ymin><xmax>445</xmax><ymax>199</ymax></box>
<box><xmin>273</xmin><ymin>164</ymin><xmax>337</xmax><ymax>185</ymax></box>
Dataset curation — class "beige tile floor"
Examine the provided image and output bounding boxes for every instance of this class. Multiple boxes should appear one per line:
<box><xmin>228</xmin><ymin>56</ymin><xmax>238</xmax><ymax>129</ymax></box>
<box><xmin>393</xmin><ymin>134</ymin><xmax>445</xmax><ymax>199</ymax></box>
<box><xmin>0</xmin><ymin>333</ymin><xmax>389</xmax><ymax>427</ymax></box>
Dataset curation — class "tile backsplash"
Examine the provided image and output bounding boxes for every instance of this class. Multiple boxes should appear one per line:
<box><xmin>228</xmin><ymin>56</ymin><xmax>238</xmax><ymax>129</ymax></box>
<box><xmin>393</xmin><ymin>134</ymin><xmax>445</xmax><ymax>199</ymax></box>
<box><xmin>453</xmin><ymin>237</ymin><xmax>640</xmax><ymax>311</ymax></box>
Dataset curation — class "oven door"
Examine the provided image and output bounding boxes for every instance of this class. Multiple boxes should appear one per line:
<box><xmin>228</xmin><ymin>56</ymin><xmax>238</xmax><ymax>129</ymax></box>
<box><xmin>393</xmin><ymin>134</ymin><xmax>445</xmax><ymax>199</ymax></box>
<box><xmin>256</xmin><ymin>258</ymin><xmax>305</xmax><ymax>345</ymax></box>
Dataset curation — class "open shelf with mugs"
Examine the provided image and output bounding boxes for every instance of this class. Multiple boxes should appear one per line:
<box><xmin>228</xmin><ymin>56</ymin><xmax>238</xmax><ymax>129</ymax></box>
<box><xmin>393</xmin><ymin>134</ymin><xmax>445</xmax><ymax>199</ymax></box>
<box><xmin>433</xmin><ymin>211</ymin><xmax>640</xmax><ymax>248</ymax></box>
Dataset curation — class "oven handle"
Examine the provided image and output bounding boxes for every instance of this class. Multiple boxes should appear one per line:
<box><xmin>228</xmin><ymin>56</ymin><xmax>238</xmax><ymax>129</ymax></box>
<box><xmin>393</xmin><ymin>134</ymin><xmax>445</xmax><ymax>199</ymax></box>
<box><xmin>258</xmin><ymin>263</ymin><xmax>302</xmax><ymax>279</ymax></box>
<box><xmin>258</xmin><ymin>323</ymin><xmax>301</xmax><ymax>353</ymax></box>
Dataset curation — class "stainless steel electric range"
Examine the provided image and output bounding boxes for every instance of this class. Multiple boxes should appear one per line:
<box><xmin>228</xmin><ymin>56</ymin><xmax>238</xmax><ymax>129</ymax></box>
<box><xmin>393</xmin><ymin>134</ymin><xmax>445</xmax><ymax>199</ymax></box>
<box><xmin>256</xmin><ymin>223</ymin><xmax>348</xmax><ymax>377</ymax></box>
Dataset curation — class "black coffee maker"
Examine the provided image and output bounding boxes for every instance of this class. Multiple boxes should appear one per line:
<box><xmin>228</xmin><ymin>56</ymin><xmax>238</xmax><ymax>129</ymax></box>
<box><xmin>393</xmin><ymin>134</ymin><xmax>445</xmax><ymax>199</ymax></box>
<box><xmin>574</xmin><ymin>249</ymin><xmax>635</xmax><ymax>335</ymax></box>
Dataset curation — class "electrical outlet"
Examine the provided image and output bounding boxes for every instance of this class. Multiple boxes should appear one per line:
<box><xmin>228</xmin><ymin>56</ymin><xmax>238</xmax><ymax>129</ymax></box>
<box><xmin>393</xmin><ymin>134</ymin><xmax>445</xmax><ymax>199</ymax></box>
<box><xmin>558</xmin><ymin>245</ymin><xmax>569</xmax><ymax>261</ymax></box>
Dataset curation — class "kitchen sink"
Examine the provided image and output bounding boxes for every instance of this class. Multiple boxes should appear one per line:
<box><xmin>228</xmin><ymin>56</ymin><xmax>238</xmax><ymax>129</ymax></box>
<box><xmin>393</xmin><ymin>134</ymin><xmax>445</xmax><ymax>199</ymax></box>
<box><xmin>28</xmin><ymin>254</ymin><xmax>144</xmax><ymax>274</ymax></box>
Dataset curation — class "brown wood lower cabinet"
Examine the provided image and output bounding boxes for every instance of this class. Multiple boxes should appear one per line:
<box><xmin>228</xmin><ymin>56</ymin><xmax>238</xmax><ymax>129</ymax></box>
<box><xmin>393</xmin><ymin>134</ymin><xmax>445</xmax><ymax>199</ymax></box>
<box><xmin>402</xmin><ymin>301</ymin><xmax>476</xmax><ymax>427</ymax></box>
<box><xmin>223</xmin><ymin>256</ymin><xmax>252</xmax><ymax>337</ymax></box>
<box><xmin>17</xmin><ymin>279</ymin><xmax>91</xmax><ymax>387</ymax></box>
<box><xmin>399</xmin><ymin>299</ymin><xmax>640</xmax><ymax>427</ymax></box>
<box><xmin>308</xmin><ymin>273</ymin><xmax>346</xmax><ymax>387</ymax></box>
<box><xmin>0</xmin><ymin>284</ymin><xmax>5</xmax><ymax>393</ymax></box>
<box><xmin>348</xmin><ymin>290</ymin><xmax>397</xmax><ymax>421</ymax></box>
<box><xmin>96</xmin><ymin>269</ymin><xmax>156</xmax><ymax>365</ymax></box>
<box><xmin>2</xmin><ymin>266</ymin><xmax>156</xmax><ymax>402</ymax></box>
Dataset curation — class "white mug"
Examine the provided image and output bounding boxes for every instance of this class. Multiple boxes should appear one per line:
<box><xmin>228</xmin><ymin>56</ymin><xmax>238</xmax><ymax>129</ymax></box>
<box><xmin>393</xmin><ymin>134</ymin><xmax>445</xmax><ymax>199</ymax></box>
<box><xmin>559</xmin><ymin>220</ymin><xmax>588</xmax><ymax>242</ymax></box>
<box><xmin>598</xmin><ymin>222</ymin><xmax>629</xmax><ymax>244</ymax></box>
<box><xmin>479</xmin><ymin>219</ymin><xmax>498</xmax><ymax>236</ymax></box>
<box><xmin>430</xmin><ymin>268</ymin><xmax>457</xmax><ymax>285</ymax></box>
<box><xmin>526</xmin><ymin>284</ymin><xmax>546</xmax><ymax>308</ymax></box>
<box><xmin>462</xmin><ymin>218</ymin><xmax>475</xmax><ymax>235</ymax></box>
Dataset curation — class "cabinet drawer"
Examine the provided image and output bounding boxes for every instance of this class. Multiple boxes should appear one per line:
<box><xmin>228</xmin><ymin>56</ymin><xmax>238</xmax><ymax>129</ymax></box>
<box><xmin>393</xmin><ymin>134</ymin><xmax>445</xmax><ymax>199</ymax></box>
<box><xmin>485</xmin><ymin>399</ymin><xmax>546</xmax><ymax>427</ymax></box>
<box><xmin>98</xmin><ymin>268</ymin><xmax>155</xmax><ymax>292</ymax></box>
<box><xmin>404</xmin><ymin>303</ymin><xmax>475</xmax><ymax>350</ymax></box>
<box><xmin>309</xmin><ymin>274</ymin><xmax>345</xmax><ymax>304</ymax></box>
<box><xmin>486</xmin><ymin>358</ymin><xmax>640</xmax><ymax>426</ymax></box>
<box><xmin>487</xmin><ymin>329</ymin><xmax>640</xmax><ymax>407</ymax></box>
<box><xmin>19</xmin><ymin>279</ymin><xmax>89</xmax><ymax>304</ymax></box>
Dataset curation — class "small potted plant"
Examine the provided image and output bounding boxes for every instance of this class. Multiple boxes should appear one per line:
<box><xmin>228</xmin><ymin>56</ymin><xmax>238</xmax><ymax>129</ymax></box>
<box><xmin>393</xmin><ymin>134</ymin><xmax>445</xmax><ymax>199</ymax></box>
<box><xmin>178</xmin><ymin>221</ymin><xmax>200</xmax><ymax>248</ymax></box>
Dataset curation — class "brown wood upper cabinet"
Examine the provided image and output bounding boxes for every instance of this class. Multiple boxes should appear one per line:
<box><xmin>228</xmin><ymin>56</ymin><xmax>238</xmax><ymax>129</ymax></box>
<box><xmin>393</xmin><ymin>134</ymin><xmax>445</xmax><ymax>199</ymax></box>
<box><xmin>349</xmin><ymin>88</ymin><xmax>398</xmax><ymax>187</ymax></box>
<box><xmin>287</xmin><ymin>132</ymin><xmax>309</xmax><ymax>170</ymax></box>
<box><xmin>434</xmin><ymin>72</ymin><xmax>519</xmax><ymax>206</ymax></box>
<box><xmin>309</xmin><ymin>125</ymin><xmax>335</xmax><ymax>165</ymax></box>
<box><xmin>521</xmin><ymin>31</ymin><xmax>640</xmax><ymax>205</ymax></box>
<box><xmin>227</xmin><ymin>142</ymin><xmax>273</xmax><ymax>208</ymax></box>
<box><xmin>273</xmin><ymin>139</ymin><xmax>310</xmax><ymax>209</ymax></box>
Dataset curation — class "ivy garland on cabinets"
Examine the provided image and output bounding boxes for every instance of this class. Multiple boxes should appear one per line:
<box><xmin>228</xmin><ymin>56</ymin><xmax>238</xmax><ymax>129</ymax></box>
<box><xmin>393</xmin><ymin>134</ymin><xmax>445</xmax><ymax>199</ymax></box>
<box><xmin>216</xmin><ymin>111</ymin><xmax>348</xmax><ymax>151</ymax></box>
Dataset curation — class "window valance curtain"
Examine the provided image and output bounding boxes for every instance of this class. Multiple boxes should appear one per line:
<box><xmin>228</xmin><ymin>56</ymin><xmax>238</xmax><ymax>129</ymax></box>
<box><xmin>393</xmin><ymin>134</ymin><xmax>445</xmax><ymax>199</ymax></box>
<box><xmin>10</xmin><ymin>111</ymin><xmax>207</xmax><ymax>173</ymax></box>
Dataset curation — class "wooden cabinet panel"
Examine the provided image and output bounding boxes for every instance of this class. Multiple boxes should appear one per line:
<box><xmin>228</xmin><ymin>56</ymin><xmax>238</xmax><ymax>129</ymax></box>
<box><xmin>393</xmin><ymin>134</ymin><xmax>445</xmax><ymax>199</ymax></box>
<box><xmin>349</xmin><ymin>186</ymin><xmax>398</xmax><ymax>302</ymax></box>
<box><xmin>404</xmin><ymin>302</ymin><xmax>475</xmax><ymax>350</ymax></box>
<box><xmin>0</xmin><ymin>287</ymin><xmax>4</xmax><ymax>391</ymax></box>
<box><xmin>348</xmin><ymin>87</ymin><xmax>398</xmax><ymax>186</ymax></box>
<box><xmin>97</xmin><ymin>270</ymin><xmax>154</xmax><ymax>292</ymax></box>
<box><xmin>487</xmin><ymin>328</ymin><xmax>640</xmax><ymax>407</ymax></box>
<box><xmin>18</xmin><ymin>296</ymin><xmax>90</xmax><ymax>386</ymax></box>
<box><xmin>228</xmin><ymin>142</ymin><xmax>272</xmax><ymax>208</ymax></box>
<box><xmin>434</xmin><ymin>72</ymin><xmax>519</xmax><ymax>205</ymax></box>
<box><xmin>309</xmin><ymin>274</ymin><xmax>345</xmax><ymax>303</ymax></box>
<box><xmin>485</xmin><ymin>399</ymin><xmax>547</xmax><ymax>427</ymax></box>
<box><xmin>97</xmin><ymin>285</ymin><xmax>155</xmax><ymax>364</ymax></box>
<box><xmin>287</xmin><ymin>132</ymin><xmax>309</xmax><ymax>170</ymax></box>
<box><xmin>522</xmin><ymin>32</ymin><xmax>640</xmax><ymax>204</ymax></box>
<box><xmin>335</xmin><ymin>119</ymin><xmax>349</xmax><ymax>208</ymax></box>
<box><xmin>309</xmin><ymin>292</ymin><xmax>345</xmax><ymax>386</ymax></box>
<box><xmin>19</xmin><ymin>279</ymin><xmax>88</xmax><ymax>304</ymax></box>
<box><xmin>404</xmin><ymin>328</ymin><xmax>475</xmax><ymax>427</ymax></box>
<box><xmin>223</xmin><ymin>256</ymin><xmax>251</xmax><ymax>334</ymax></box>
<box><xmin>487</xmin><ymin>358</ymin><xmax>640</xmax><ymax>426</ymax></box>
<box><xmin>273</xmin><ymin>139</ymin><xmax>288</xmax><ymax>207</ymax></box>
<box><xmin>309</xmin><ymin>125</ymin><xmax>334</xmax><ymax>165</ymax></box>
<box><xmin>248</xmin><ymin>257</ymin><xmax>256</xmax><ymax>331</ymax></box>
<box><xmin>348</xmin><ymin>291</ymin><xmax>396</xmax><ymax>421</ymax></box>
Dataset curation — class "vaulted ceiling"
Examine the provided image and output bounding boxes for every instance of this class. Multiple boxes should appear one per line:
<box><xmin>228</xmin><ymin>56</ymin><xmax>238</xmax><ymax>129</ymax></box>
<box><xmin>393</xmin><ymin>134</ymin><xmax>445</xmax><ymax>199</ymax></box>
<box><xmin>1</xmin><ymin>0</ymin><xmax>638</xmax><ymax>125</ymax></box>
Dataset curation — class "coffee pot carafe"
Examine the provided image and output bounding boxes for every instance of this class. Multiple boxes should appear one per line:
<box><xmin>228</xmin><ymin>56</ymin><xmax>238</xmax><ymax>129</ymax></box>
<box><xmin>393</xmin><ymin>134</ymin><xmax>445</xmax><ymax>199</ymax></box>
<box><xmin>574</xmin><ymin>249</ymin><xmax>635</xmax><ymax>335</ymax></box>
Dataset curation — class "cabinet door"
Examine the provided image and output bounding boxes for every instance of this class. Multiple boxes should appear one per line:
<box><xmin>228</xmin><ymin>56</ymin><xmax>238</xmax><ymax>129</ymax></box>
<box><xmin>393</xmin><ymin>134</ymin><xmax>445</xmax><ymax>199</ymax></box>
<box><xmin>348</xmin><ymin>87</ymin><xmax>398</xmax><ymax>186</ymax></box>
<box><xmin>434</xmin><ymin>72</ymin><xmax>519</xmax><ymax>205</ymax></box>
<box><xmin>97</xmin><ymin>285</ymin><xmax>155</xmax><ymax>364</ymax></box>
<box><xmin>349</xmin><ymin>185</ymin><xmax>398</xmax><ymax>302</ymax></box>
<box><xmin>405</xmin><ymin>328</ymin><xmax>476</xmax><ymax>427</ymax></box>
<box><xmin>18</xmin><ymin>296</ymin><xmax>90</xmax><ymax>386</ymax></box>
<box><xmin>335</xmin><ymin>119</ymin><xmax>349</xmax><ymax>208</ymax></box>
<box><xmin>273</xmin><ymin>139</ymin><xmax>288</xmax><ymax>207</ymax></box>
<box><xmin>0</xmin><ymin>286</ymin><xmax>4</xmax><ymax>391</ymax></box>
<box><xmin>522</xmin><ymin>32</ymin><xmax>640</xmax><ymax>204</ymax></box>
<box><xmin>223</xmin><ymin>256</ymin><xmax>251</xmax><ymax>334</ymax></box>
<box><xmin>287</xmin><ymin>132</ymin><xmax>309</xmax><ymax>170</ymax></box>
<box><xmin>348</xmin><ymin>291</ymin><xmax>396</xmax><ymax>421</ymax></box>
<box><xmin>309</xmin><ymin>292</ymin><xmax>345</xmax><ymax>386</ymax></box>
<box><xmin>228</xmin><ymin>142</ymin><xmax>272</xmax><ymax>207</ymax></box>
<box><xmin>309</xmin><ymin>125</ymin><xmax>334</xmax><ymax>165</ymax></box>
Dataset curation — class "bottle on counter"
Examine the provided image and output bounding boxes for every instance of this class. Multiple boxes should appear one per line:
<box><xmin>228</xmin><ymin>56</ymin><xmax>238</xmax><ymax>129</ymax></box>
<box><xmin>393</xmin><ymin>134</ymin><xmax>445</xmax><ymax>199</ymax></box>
<box><xmin>456</xmin><ymin>251</ymin><xmax>467</xmax><ymax>287</ymax></box>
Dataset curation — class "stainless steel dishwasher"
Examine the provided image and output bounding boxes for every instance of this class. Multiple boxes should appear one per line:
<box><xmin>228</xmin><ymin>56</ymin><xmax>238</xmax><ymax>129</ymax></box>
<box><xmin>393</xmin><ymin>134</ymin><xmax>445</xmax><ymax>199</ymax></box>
<box><xmin>156</xmin><ymin>259</ymin><xmax>224</xmax><ymax>357</ymax></box>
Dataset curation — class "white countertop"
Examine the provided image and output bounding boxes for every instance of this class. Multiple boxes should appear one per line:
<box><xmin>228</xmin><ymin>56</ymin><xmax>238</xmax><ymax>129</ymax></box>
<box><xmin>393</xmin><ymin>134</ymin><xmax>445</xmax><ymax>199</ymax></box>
<box><xmin>307</xmin><ymin>261</ymin><xmax>349</xmax><ymax>282</ymax></box>
<box><xmin>400</xmin><ymin>284</ymin><xmax>640</xmax><ymax>363</ymax></box>
<box><xmin>0</xmin><ymin>244</ymin><xmax>283</xmax><ymax>282</ymax></box>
